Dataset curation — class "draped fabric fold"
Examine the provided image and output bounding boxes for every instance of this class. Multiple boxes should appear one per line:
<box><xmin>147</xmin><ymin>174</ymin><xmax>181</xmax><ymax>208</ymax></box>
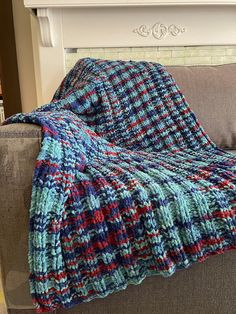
<box><xmin>5</xmin><ymin>58</ymin><xmax>236</xmax><ymax>312</ymax></box>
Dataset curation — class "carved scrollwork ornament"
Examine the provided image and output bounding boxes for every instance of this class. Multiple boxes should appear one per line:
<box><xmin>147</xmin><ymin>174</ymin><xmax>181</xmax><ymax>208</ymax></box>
<box><xmin>133</xmin><ymin>25</ymin><xmax>150</xmax><ymax>37</ymax></box>
<box><xmin>133</xmin><ymin>22</ymin><xmax>186</xmax><ymax>40</ymax></box>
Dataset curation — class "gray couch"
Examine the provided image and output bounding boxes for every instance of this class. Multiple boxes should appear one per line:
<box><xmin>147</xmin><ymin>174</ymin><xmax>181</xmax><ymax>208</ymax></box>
<box><xmin>0</xmin><ymin>64</ymin><xmax>236</xmax><ymax>314</ymax></box>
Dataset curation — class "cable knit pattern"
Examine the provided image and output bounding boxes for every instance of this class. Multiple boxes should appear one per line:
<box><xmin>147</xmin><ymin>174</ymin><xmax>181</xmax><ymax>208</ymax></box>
<box><xmin>5</xmin><ymin>58</ymin><xmax>236</xmax><ymax>312</ymax></box>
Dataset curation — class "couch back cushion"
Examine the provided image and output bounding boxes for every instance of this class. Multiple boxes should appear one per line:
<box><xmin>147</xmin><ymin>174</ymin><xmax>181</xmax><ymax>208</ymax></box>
<box><xmin>167</xmin><ymin>64</ymin><xmax>236</xmax><ymax>149</ymax></box>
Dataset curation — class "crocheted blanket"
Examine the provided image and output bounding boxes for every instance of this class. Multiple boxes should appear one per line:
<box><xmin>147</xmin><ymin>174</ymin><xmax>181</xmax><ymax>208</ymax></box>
<box><xmin>6</xmin><ymin>58</ymin><xmax>236</xmax><ymax>313</ymax></box>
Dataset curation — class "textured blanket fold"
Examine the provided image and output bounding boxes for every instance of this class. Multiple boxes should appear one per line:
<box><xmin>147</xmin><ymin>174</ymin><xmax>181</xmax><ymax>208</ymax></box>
<box><xmin>5</xmin><ymin>58</ymin><xmax>236</xmax><ymax>312</ymax></box>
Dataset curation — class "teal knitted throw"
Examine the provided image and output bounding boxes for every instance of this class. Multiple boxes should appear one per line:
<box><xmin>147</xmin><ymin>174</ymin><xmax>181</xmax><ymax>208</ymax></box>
<box><xmin>6</xmin><ymin>58</ymin><xmax>236</xmax><ymax>312</ymax></box>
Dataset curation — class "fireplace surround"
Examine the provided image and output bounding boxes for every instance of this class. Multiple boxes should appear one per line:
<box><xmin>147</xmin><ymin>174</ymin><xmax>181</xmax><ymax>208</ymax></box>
<box><xmin>24</xmin><ymin>0</ymin><xmax>236</xmax><ymax>104</ymax></box>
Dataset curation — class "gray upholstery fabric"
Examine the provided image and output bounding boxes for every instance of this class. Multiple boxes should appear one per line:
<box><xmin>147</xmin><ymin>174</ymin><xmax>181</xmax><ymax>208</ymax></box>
<box><xmin>167</xmin><ymin>64</ymin><xmax>236</xmax><ymax>149</ymax></box>
<box><xmin>0</xmin><ymin>124</ymin><xmax>41</xmax><ymax>310</ymax></box>
<box><xmin>1</xmin><ymin>64</ymin><xmax>236</xmax><ymax>314</ymax></box>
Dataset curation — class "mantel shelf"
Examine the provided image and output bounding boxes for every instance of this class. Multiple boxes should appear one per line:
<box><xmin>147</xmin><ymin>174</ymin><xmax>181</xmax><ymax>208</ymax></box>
<box><xmin>24</xmin><ymin>0</ymin><xmax>236</xmax><ymax>8</ymax></box>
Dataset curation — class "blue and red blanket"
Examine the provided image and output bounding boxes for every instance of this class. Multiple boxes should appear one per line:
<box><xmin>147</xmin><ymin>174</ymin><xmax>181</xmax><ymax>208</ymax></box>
<box><xmin>6</xmin><ymin>58</ymin><xmax>236</xmax><ymax>312</ymax></box>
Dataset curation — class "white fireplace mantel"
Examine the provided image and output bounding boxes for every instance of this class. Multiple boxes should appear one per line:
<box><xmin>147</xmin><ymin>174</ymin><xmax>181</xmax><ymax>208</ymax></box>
<box><xmin>24</xmin><ymin>0</ymin><xmax>236</xmax><ymax>104</ymax></box>
<box><xmin>24</xmin><ymin>0</ymin><xmax>236</xmax><ymax>7</ymax></box>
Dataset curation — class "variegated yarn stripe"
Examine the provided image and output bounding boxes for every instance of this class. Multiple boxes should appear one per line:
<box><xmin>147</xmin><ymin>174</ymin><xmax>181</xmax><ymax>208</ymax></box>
<box><xmin>5</xmin><ymin>58</ymin><xmax>236</xmax><ymax>312</ymax></box>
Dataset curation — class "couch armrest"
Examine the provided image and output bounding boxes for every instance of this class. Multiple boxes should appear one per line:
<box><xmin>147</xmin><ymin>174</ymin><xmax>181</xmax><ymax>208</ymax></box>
<box><xmin>0</xmin><ymin>123</ymin><xmax>41</xmax><ymax>309</ymax></box>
